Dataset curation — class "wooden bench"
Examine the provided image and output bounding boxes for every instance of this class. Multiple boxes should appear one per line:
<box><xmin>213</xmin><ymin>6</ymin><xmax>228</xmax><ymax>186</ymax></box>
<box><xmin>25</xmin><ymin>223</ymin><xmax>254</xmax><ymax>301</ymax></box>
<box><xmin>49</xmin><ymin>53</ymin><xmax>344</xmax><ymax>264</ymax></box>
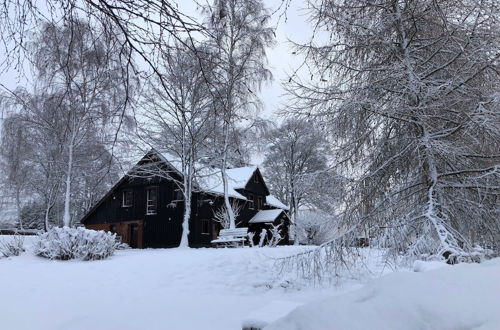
<box><xmin>211</xmin><ymin>228</ymin><xmax>248</xmax><ymax>247</ymax></box>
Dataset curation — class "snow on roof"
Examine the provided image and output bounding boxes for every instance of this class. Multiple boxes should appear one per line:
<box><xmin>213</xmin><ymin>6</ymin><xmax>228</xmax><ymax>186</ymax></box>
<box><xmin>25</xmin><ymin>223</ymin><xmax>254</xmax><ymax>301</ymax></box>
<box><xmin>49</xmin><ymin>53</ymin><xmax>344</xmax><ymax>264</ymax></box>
<box><xmin>249</xmin><ymin>209</ymin><xmax>284</xmax><ymax>224</ymax></box>
<box><xmin>157</xmin><ymin>151</ymin><xmax>256</xmax><ymax>200</ymax></box>
<box><xmin>266</xmin><ymin>195</ymin><xmax>289</xmax><ymax>210</ymax></box>
<box><xmin>197</xmin><ymin>166</ymin><xmax>257</xmax><ymax>200</ymax></box>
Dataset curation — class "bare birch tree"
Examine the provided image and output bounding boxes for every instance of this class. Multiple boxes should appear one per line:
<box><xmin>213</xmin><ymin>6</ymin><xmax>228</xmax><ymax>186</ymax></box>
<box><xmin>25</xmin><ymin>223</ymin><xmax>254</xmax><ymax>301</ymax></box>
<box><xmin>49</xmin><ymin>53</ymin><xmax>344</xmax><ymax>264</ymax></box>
<box><xmin>1</xmin><ymin>0</ymin><xmax>203</xmax><ymax>85</ymax></box>
<box><xmin>32</xmin><ymin>21</ymin><xmax>131</xmax><ymax>227</ymax></box>
<box><xmin>203</xmin><ymin>0</ymin><xmax>274</xmax><ymax>229</ymax></box>
<box><xmin>1</xmin><ymin>20</ymin><xmax>130</xmax><ymax>228</ymax></box>
<box><xmin>0</xmin><ymin>92</ymin><xmax>64</xmax><ymax>231</ymax></box>
<box><xmin>0</xmin><ymin>112</ymin><xmax>33</xmax><ymax>230</ymax></box>
<box><xmin>263</xmin><ymin>118</ymin><xmax>332</xmax><ymax>244</ymax></box>
<box><xmin>133</xmin><ymin>42</ymin><xmax>215</xmax><ymax>248</ymax></box>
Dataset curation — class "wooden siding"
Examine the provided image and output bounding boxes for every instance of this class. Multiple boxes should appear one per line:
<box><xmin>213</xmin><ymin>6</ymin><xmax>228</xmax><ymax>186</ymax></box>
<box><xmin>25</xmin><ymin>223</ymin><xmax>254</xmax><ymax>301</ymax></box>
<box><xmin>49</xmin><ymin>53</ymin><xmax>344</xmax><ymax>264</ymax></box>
<box><xmin>82</xmin><ymin>156</ymin><xmax>290</xmax><ymax>248</ymax></box>
<box><xmin>86</xmin><ymin>220</ymin><xmax>144</xmax><ymax>248</ymax></box>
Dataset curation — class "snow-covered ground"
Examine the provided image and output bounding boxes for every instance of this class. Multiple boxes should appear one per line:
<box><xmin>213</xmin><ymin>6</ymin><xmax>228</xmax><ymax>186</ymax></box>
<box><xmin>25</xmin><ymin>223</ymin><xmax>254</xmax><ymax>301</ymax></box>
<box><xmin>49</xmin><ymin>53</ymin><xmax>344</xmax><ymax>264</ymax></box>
<box><xmin>266</xmin><ymin>258</ymin><xmax>500</xmax><ymax>330</ymax></box>
<box><xmin>0</xmin><ymin>237</ymin><xmax>380</xmax><ymax>330</ymax></box>
<box><xmin>2</xmin><ymin>236</ymin><xmax>498</xmax><ymax>330</ymax></box>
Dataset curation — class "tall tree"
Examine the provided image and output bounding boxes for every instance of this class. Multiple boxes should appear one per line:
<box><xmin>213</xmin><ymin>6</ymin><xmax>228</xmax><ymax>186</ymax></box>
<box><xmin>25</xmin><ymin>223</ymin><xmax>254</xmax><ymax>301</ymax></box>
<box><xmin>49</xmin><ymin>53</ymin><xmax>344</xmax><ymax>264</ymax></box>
<box><xmin>1</xmin><ymin>0</ymin><xmax>202</xmax><ymax>92</ymax></box>
<box><xmin>286</xmin><ymin>0</ymin><xmax>500</xmax><ymax>261</ymax></box>
<box><xmin>1</xmin><ymin>20</ymin><xmax>130</xmax><ymax>228</ymax></box>
<box><xmin>204</xmin><ymin>0</ymin><xmax>274</xmax><ymax>228</ymax></box>
<box><xmin>0</xmin><ymin>110</ymin><xmax>33</xmax><ymax>230</ymax></box>
<box><xmin>263</xmin><ymin>118</ymin><xmax>333</xmax><ymax>244</ymax></box>
<box><xmin>135</xmin><ymin>42</ymin><xmax>216</xmax><ymax>248</ymax></box>
<box><xmin>32</xmin><ymin>21</ymin><xmax>130</xmax><ymax>227</ymax></box>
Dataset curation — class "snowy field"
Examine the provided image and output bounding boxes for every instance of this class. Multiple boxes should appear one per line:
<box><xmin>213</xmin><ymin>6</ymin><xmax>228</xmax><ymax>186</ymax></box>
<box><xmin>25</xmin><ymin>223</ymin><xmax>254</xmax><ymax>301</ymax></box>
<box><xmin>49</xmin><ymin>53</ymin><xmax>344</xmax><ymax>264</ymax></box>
<box><xmin>1</xmin><ymin>236</ymin><xmax>499</xmax><ymax>330</ymax></box>
<box><xmin>0</xmin><ymin>237</ymin><xmax>375</xmax><ymax>330</ymax></box>
<box><xmin>267</xmin><ymin>258</ymin><xmax>500</xmax><ymax>330</ymax></box>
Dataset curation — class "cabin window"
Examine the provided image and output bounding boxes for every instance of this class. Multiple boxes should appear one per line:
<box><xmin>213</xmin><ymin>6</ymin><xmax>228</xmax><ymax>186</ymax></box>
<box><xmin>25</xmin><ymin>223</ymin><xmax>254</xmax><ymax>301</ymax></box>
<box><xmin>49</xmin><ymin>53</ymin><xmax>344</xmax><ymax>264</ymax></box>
<box><xmin>248</xmin><ymin>193</ymin><xmax>254</xmax><ymax>209</ymax></box>
<box><xmin>201</xmin><ymin>219</ymin><xmax>210</xmax><ymax>235</ymax></box>
<box><xmin>146</xmin><ymin>187</ymin><xmax>158</xmax><ymax>215</ymax></box>
<box><xmin>254</xmin><ymin>174</ymin><xmax>259</xmax><ymax>183</ymax></box>
<box><xmin>122</xmin><ymin>190</ymin><xmax>133</xmax><ymax>207</ymax></box>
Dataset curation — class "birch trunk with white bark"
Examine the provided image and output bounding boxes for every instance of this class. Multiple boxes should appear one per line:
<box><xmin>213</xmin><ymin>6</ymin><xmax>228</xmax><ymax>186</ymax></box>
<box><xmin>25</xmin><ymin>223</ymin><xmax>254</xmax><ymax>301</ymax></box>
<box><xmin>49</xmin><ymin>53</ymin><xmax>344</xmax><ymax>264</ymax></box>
<box><xmin>221</xmin><ymin>129</ymin><xmax>236</xmax><ymax>229</ymax></box>
<box><xmin>62</xmin><ymin>137</ymin><xmax>74</xmax><ymax>227</ymax></box>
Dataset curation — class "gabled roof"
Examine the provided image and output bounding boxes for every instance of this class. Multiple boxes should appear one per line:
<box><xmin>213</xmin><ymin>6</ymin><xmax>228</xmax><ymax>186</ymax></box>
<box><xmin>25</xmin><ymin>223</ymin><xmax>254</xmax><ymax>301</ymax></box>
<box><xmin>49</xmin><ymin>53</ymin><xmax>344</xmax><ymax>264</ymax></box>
<box><xmin>157</xmin><ymin>151</ymin><xmax>257</xmax><ymax>200</ymax></box>
<box><xmin>80</xmin><ymin>148</ymin><xmax>289</xmax><ymax>224</ymax></box>
<box><xmin>266</xmin><ymin>195</ymin><xmax>289</xmax><ymax>210</ymax></box>
<box><xmin>249</xmin><ymin>209</ymin><xmax>284</xmax><ymax>224</ymax></box>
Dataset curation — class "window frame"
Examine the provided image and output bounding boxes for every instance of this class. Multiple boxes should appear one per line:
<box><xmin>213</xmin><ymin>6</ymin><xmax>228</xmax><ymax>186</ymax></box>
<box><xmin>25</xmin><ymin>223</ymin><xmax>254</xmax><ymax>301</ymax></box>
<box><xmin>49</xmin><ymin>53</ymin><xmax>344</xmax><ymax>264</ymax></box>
<box><xmin>201</xmin><ymin>219</ymin><xmax>210</xmax><ymax>235</ymax></box>
<box><xmin>146</xmin><ymin>186</ymin><xmax>158</xmax><ymax>215</ymax></box>
<box><xmin>122</xmin><ymin>189</ymin><xmax>133</xmax><ymax>207</ymax></box>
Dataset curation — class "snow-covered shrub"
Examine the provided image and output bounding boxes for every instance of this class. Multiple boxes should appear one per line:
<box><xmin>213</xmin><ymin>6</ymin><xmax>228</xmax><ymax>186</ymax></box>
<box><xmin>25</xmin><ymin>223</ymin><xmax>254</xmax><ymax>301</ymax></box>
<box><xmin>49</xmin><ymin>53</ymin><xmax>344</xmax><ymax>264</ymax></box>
<box><xmin>212</xmin><ymin>200</ymin><xmax>243</xmax><ymax>229</ymax></box>
<box><xmin>0</xmin><ymin>235</ymin><xmax>25</xmax><ymax>258</ymax></box>
<box><xmin>296</xmin><ymin>210</ymin><xmax>338</xmax><ymax>245</ymax></box>
<box><xmin>268</xmin><ymin>224</ymin><xmax>283</xmax><ymax>247</ymax></box>
<box><xmin>116</xmin><ymin>242</ymin><xmax>130</xmax><ymax>250</ymax></box>
<box><xmin>34</xmin><ymin>227</ymin><xmax>119</xmax><ymax>261</ymax></box>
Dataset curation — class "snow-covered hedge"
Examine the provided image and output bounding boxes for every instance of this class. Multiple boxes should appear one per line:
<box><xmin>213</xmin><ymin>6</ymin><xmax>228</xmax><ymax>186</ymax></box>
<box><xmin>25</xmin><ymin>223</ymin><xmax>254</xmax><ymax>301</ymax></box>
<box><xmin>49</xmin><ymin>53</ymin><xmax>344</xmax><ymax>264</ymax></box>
<box><xmin>0</xmin><ymin>235</ymin><xmax>25</xmax><ymax>258</ymax></box>
<box><xmin>34</xmin><ymin>227</ymin><xmax>119</xmax><ymax>261</ymax></box>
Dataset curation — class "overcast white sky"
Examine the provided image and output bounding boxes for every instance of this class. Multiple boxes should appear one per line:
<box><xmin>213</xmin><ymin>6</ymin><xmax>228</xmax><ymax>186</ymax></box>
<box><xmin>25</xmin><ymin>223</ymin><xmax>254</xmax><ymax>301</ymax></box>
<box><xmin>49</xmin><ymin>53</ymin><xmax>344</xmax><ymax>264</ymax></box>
<box><xmin>0</xmin><ymin>0</ymin><xmax>313</xmax><ymax>120</ymax></box>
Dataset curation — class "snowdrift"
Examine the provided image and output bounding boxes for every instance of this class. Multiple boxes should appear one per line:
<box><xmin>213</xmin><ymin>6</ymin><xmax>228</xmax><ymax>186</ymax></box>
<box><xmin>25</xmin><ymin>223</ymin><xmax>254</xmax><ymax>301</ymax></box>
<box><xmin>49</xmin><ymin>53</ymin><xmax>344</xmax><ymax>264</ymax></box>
<box><xmin>265</xmin><ymin>259</ymin><xmax>500</xmax><ymax>330</ymax></box>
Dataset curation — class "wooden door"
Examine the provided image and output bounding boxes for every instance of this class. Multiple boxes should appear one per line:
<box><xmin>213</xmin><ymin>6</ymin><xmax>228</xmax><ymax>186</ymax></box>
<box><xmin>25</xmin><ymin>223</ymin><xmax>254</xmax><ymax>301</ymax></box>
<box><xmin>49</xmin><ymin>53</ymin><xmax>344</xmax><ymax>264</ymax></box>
<box><xmin>129</xmin><ymin>223</ymin><xmax>139</xmax><ymax>248</ymax></box>
<box><xmin>211</xmin><ymin>222</ymin><xmax>220</xmax><ymax>240</ymax></box>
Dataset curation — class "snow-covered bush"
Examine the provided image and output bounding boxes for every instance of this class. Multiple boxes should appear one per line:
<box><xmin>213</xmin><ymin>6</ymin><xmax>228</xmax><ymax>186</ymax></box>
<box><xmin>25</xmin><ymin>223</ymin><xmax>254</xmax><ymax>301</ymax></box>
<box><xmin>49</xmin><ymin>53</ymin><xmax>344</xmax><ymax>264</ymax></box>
<box><xmin>34</xmin><ymin>227</ymin><xmax>119</xmax><ymax>261</ymax></box>
<box><xmin>212</xmin><ymin>200</ymin><xmax>243</xmax><ymax>229</ymax></box>
<box><xmin>116</xmin><ymin>242</ymin><xmax>131</xmax><ymax>250</ymax></box>
<box><xmin>296</xmin><ymin>210</ymin><xmax>338</xmax><ymax>245</ymax></box>
<box><xmin>268</xmin><ymin>224</ymin><xmax>282</xmax><ymax>247</ymax></box>
<box><xmin>247</xmin><ymin>232</ymin><xmax>255</xmax><ymax>247</ymax></box>
<box><xmin>0</xmin><ymin>235</ymin><xmax>25</xmax><ymax>258</ymax></box>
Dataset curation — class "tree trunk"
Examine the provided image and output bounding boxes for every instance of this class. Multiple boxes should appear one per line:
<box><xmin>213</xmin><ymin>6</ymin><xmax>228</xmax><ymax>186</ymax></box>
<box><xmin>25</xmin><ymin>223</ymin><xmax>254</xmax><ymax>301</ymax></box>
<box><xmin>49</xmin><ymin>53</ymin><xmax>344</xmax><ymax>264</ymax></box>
<box><xmin>179</xmin><ymin>159</ymin><xmax>193</xmax><ymax>248</ymax></box>
<box><xmin>289</xmin><ymin>183</ymin><xmax>299</xmax><ymax>245</ymax></box>
<box><xmin>422</xmin><ymin>129</ymin><xmax>466</xmax><ymax>259</ymax></box>
<box><xmin>44</xmin><ymin>202</ymin><xmax>51</xmax><ymax>232</ymax></box>
<box><xmin>179</xmin><ymin>196</ymin><xmax>191</xmax><ymax>248</ymax></box>
<box><xmin>221</xmin><ymin>126</ymin><xmax>236</xmax><ymax>229</ymax></box>
<box><xmin>293</xmin><ymin>200</ymin><xmax>299</xmax><ymax>246</ymax></box>
<box><xmin>15</xmin><ymin>188</ymin><xmax>23</xmax><ymax>230</ymax></box>
<box><xmin>222</xmin><ymin>171</ymin><xmax>236</xmax><ymax>229</ymax></box>
<box><xmin>62</xmin><ymin>140</ymin><xmax>74</xmax><ymax>227</ymax></box>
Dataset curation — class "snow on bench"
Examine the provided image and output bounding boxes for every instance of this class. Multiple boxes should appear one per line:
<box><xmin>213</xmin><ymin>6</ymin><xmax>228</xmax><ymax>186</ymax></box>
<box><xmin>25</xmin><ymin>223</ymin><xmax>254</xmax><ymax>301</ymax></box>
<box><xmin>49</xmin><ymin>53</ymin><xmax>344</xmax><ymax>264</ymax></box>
<box><xmin>211</xmin><ymin>228</ymin><xmax>248</xmax><ymax>247</ymax></box>
<box><xmin>242</xmin><ymin>300</ymin><xmax>302</xmax><ymax>330</ymax></box>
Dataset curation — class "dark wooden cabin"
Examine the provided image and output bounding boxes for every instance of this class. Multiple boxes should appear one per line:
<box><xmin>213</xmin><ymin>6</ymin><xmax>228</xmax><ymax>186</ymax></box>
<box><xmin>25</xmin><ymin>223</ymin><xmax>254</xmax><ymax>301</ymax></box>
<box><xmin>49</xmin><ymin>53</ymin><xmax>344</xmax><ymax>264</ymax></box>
<box><xmin>80</xmin><ymin>149</ymin><xmax>290</xmax><ymax>248</ymax></box>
